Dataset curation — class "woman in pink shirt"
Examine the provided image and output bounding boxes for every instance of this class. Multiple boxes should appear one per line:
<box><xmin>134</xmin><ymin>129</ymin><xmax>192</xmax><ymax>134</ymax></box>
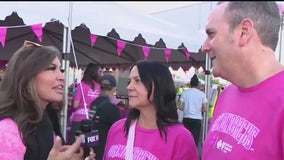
<box><xmin>104</xmin><ymin>60</ymin><xmax>199</xmax><ymax>160</ymax></box>
<box><xmin>0</xmin><ymin>41</ymin><xmax>91</xmax><ymax>160</ymax></box>
<box><xmin>69</xmin><ymin>63</ymin><xmax>101</xmax><ymax>145</ymax></box>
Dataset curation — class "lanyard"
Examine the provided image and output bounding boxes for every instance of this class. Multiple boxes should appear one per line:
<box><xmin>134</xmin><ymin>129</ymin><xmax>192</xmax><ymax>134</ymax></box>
<box><xmin>125</xmin><ymin>119</ymin><xmax>137</xmax><ymax>160</ymax></box>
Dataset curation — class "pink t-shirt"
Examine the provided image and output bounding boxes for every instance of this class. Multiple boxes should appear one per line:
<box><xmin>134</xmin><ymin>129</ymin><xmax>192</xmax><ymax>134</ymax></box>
<box><xmin>72</xmin><ymin>81</ymin><xmax>100</xmax><ymax>122</ymax></box>
<box><xmin>104</xmin><ymin>118</ymin><xmax>199</xmax><ymax>160</ymax></box>
<box><xmin>0</xmin><ymin>118</ymin><xmax>26</xmax><ymax>160</ymax></box>
<box><xmin>202</xmin><ymin>71</ymin><xmax>284</xmax><ymax>160</ymax></box>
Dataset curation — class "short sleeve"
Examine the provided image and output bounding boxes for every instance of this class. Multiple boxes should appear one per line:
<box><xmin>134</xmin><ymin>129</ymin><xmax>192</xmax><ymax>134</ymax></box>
<box><xmin>0</xmin><ymin>118</ymin><xmax>26</xmax><ymax>160</ymax></box>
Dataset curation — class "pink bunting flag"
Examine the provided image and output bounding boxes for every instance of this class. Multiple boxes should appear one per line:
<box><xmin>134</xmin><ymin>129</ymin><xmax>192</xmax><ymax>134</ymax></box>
<box><xmin>90</xmin><ymin>34</ymin><xmax>98</xmax><ymax>47</ymax></box>
<box><xmin>31</xmin><ymin>24</ymin><xmax>43</xmax><ymax>42</ymax></box>
<box><xmin>278</xmin><ymin>4</ymin><xmax>284</xmax><ymax>16</ymax></box>
<box><xmin>184</xmin><ymin>48</ymin><xmax>190</xmax><ymax>59</ymax></box>
<box><xmin>164</xmin><ymin>48</ymin><xmax>171</xmax><ymax>63</ymax></box>
<box><xmin>117</xmin><ymin>40</ymin><xmax>126</xmax><ymax>56</ymax></box>
<box><xmin>0</xmin><ymin>27</ymin><xmax>7</xmax><ymax>48</ymax></box>
<box><xmin>142</xmin><ymin>46</ymin><xmax>150</xmax><ymax>60</ymax></box>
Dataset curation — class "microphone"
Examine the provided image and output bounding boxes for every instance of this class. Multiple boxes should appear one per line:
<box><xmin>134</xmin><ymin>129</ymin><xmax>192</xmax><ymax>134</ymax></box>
<box><xmin>75</xmin><ymin>119</ymin><xmax>99</xmax><ymax>148</ymax></box>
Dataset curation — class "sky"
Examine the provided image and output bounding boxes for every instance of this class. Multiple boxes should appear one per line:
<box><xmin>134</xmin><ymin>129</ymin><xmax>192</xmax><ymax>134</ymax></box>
<box><xmin>115</xmin><ymin>1</ymin><xmax>202</xmax><ymax>14</ymax></box>
<box><xmin>119</xmin><ymin>1</ymin><xmax>284</xmax><ymax>14</ymax></box>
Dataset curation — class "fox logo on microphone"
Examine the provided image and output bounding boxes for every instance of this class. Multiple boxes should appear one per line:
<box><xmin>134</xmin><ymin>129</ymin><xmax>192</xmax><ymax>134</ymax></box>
<box><xmin>76</xmin><ymin>130</ymin><xmax>99</xmax><ymax>148</ymax></box>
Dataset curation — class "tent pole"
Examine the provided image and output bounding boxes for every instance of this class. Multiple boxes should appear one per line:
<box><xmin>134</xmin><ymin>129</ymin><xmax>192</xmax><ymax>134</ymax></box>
<box><xmin>202</xmin><ymin>53</ymin><xmax>211</xmax><ymax>146</ymax></box>
<box><xmin>60</xmin><ymin>27</ymin><xmax>68</xmax><ymax>141</ymax></box>
<box><xmin>60</xmin><ymin>1</ymin><xmax>73</xmax><ymax>141</ymax></box>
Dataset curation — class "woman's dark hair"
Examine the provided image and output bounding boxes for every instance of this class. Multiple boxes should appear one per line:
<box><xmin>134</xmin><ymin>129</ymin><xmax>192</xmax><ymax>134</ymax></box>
<box><xmin>81</xmin><ymin>63</ymin><xmax>101</xmax><ymax>90</ymax></box>
<box><xmin>124</xmin><ymin>60</ymin><xmax>179</xmax><ymax>141</ymax></box>
<box><xmin>46</xmin><ymin>102</ymin><xmax>65</xmax><ymax>144</ymax></box>
<box><xmin>190</xmin><ymin>74</ymin><xmax>199</xmax><ymax>87</ymax></box>
<box><xmin>0</xmin><ymin>42</ymin><xmax>62</xmax><ymax>145</ymax></box>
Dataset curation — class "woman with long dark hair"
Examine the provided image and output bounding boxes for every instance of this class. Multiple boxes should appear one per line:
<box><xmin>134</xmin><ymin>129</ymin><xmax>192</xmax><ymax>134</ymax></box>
<box><xmin>103</xmin><ymin>60</ymin><xmax>199</xmax><ymax>160</ymax></box>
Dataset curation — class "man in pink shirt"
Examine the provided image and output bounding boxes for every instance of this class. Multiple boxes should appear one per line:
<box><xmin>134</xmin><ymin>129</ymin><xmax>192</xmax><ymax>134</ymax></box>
<box><xmin>202</xmin><ymin>1</ymin><xmax>284</xmax><ymax>159</ymax></box>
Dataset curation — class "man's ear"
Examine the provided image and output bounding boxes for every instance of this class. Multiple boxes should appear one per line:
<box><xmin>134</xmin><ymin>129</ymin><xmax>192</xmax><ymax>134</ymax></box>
<box><xmin>239</xmin><ymin>18</ymin><xmax>254</xmax><ymax>46</ymax></box>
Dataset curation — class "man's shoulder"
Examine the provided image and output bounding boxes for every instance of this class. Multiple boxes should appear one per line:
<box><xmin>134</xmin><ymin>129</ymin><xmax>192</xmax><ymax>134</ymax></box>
<box><xmin>91</xmin><ymin>96</ymin><xmax>120</xmax><ymax>112</ymax></box>
<box><xmin>91</xmin><ymin>95</ymin><xmax>109</xmax><ymax>106</ymax></box>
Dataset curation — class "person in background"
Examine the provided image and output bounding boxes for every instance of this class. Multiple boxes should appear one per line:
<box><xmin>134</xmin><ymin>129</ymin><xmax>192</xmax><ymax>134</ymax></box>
<box><xmin>176</xmin><ymin>84</ymin><xmax>186</xmax><ymax>123</ymax></box>
<box><xmin>0</xmin><ymin>40</ymin><xmax>93</xmax><ymax>160</ymax></box>
<box><xmin>202</xmin><ymin>2</ymin><xmax>284</xmax><ymax>159</ymax></box>
<box><xmin>208</xmin><ymin>85</ymin><xmax>224</xmax><ymax>121</ymax></box>
<box><xmin>89</xmin><ymin>74</ymin><xmax>121</xmax><ymax>160</ymax></box>
<box><xmin>179</xmin><ymin>74</ymin><xmax>208</xmax><ymax>147</ymax></box>
<box><xmin>103</xmin><ymin>60</ymin><xmax>199</xmax><ymax>160</ymax></box>
<box><xmin>69</xmin><ymin>63</ymin><xmax>101</xmax><ymax>145</ymax></box>
<box><xmin>176</xmin><ymin>84</ymin><xmax>184</xmax><ymax>101</ymax></box>
<box><xmin>68</xmin><ymin>78</ymin><xmax>78</xmax><ymax>97</ymax></box>
<box><xmin>111</xmin><ymin>96</ymin><xmax>130</xmax><ymax>119</ymax></box>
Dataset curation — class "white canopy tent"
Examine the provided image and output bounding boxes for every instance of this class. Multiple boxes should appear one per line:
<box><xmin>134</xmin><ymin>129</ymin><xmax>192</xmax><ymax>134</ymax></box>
<box><xmin>0</xmin><ymin>1</ymin><xmax>204</xmax><ymax>51</ymax></box>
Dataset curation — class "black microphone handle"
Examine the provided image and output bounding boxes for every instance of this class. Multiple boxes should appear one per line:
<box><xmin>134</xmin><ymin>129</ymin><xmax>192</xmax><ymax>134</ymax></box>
<box><xmin>80</xmin><ymin>119</ymin><xmax>93</xmax><ymax>133</ymax></box>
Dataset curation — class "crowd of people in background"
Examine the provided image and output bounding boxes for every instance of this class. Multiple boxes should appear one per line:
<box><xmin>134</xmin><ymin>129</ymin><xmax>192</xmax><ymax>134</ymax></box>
<box><xmin>66</xmin><ymin>63</ymin><xmax>130</xmax><ymax>159</ymax></box>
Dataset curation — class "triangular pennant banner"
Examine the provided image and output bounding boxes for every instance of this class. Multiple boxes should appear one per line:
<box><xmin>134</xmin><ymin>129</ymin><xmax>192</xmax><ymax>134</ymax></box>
<box><xmin>164</xmin><ymin>48</ymin><xmax>171</xmax><ymax>63</ymax></box>
<box><xmin>184</xmin><ymin>48</ymin><xmax>190</xmax><ymax>59</ymax></box>
<box><xmin>117</xmin><ymin>40</ymin><xmax>126</xmax><ymax>56</ymax></box>
<box><xmin>31</xmin><ymin>24</ymin><xmax>43</xmax><ymax>42</ymax></box>
<box><xmin>90</xmin><ymin>34</ymin><xmax>98</xmax><ymax>47</ymax></box>
<box><xmin>142</xmin><ymin>46</ymin><xmax>150</xmax><ymax>60</ymax></box>
<box><xmin>0</xmin><ymin>27</ymin><xmax>7</xmax><ymax>48</ymax></box>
